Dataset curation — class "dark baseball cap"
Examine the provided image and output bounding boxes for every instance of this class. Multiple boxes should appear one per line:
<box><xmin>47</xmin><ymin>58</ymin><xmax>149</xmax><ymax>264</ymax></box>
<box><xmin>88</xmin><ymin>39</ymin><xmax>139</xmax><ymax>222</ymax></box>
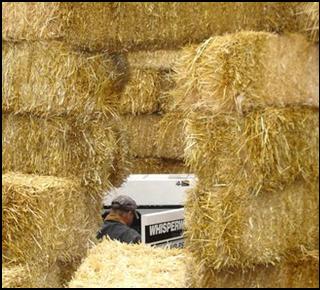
<box><xmin>111</xmin><ymin>195</ymin><xmax>138</xmax><ymax>218</ymax></box>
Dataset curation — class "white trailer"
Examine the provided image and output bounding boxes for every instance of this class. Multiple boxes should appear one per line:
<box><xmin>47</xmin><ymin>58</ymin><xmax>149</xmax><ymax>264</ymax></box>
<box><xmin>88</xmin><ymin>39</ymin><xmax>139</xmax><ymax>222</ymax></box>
<box><xmin>103</xmin><ymin>174</ymin><xmax>196</xmax><ymax>248</ymax></box>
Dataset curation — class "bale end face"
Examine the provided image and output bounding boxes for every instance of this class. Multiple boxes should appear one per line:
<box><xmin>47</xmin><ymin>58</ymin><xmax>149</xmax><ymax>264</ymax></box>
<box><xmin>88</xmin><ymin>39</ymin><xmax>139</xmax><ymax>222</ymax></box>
<box><xmin>2</xmin><ymin>173</ymin><xmax>100</xmax><ymax>266</ymax></box>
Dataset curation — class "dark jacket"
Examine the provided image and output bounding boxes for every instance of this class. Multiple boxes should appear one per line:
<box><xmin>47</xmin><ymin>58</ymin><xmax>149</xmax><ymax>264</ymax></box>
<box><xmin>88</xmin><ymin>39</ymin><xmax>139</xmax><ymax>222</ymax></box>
<box><xmin>96</xmin><ymin>213</ymin><xmax>141</xmax><ymax>244</ymax></box>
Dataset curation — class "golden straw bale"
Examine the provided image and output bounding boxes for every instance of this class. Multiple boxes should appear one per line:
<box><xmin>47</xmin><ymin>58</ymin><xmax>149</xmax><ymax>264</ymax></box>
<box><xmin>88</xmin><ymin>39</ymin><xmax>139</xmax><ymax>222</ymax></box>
<box><xmin>119</xmin><ymin>68</ymin><xmax>161</xmax><ymax>115</ymax></box>
<box><xmin>2</xmin><ymin>3</ymin><xmax>311</xmax><ymax>51</ymax></box>
<box><xmin>121</xmin><ymin>115</ymin><xmax>160</xmax><ymax>158</ymax></box>
<box><xmin>127</xmin><ymin>50</ymin><xmax>182</xmax><ymax>70</ymax></box>
<box><xmin>68</xmin><ymin>239</ymin><xmax>187</xmax><ymax>288</ymax></box>
<box><xmin>2</xmin><ymin>2</ymin><xmax>117</xmax><ymax>51</ymax></box>
<box><xmin>58</xmin><ymin>258</ymin><xmax>85</xmax><ymax>288</ymax></box>
<box><xmin>185</xmin><ymin>180</ymin><xmax>319</xmax><ymax>270</ymax></box>
<box><xmin>2</xmin><ymin>262</ymin><xmax>64</xmax><ymax>288</ymax></box>
<box><xmin>2</xmin><ymin>41</ymin><xmax>127</xmax><ymax>117</ymax></box>
<box><xmin>158</xmin><ymin>71</ymin><xmax>177</xmax><ymax>113</ymax></box>
<box><xmin>122</xmin><ymin>114</ymin><xmax>184</xmax><ymax>160</ymax></box>
<box><xmin>2</xmin><ymin>113</ymin><xmax>117</xmax><ymax>193</ymax></box>
<box><xmin>298</xmin><ymin>2</ymin><xmax>319</xmax><ymax>42</ymax></box>
<box><xmin>130</xmin><ymin>158</ymin><xmax>190</xmax><ymax>174</ymax></box>
<box><xmin>2</xmin><ymin>265</ymin><xmax>32</xmax><ymax>288</ymax></box>
<box><xmin>187</xmin><ymin>255</ymin><xmax>319</xmax><ymax>288</ymax></box>
<box><xmin>156</xmin><ymin>112</ymin><xmax>186</xmax><ymax>160</ymax></box>
<box><xmin>1</xmin><ymin>260</ymin><xmax>82</xmax><ymax>288</ymax></box>
<box><xmin>185</xmin><ymin>107</ymin><xmax>319</xmax><ymax>193</ymax></box>
<box><xmin>122</xmin><ymin>50</ymin><xmax>179</xmax><ymax>115</ymax></box>
<box><xmin>119</xmin><ymin>66</ymin><xmax>176</xmax><ymax>115</ymax></box>
<box><xmin>171</xmin><ymin>32</ymin><xmax>319</xmax><ymax>114</ymax></box>
<box><xmin>108</xmin><ymin>122</ymin><xmax>132</xmax><ymax>188</ymax></box>
<box><xmin>2</xmin><ymin>173</ymin><xmax>100</xmax><ymax>266</ymax></box>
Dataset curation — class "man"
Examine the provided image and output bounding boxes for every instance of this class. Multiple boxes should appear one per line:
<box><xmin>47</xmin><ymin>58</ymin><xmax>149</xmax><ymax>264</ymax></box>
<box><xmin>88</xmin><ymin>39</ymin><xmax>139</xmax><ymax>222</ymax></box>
<box><xmin>96</xmin><ymin>195</ymin><xmax>141</xmax><ymax>244</ymax></box>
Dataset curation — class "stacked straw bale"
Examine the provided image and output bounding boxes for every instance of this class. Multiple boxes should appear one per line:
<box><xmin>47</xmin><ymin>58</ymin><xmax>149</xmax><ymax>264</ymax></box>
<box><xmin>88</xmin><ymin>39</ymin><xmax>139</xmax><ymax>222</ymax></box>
<box><xmin>130</xmin><ymin>158</ymin><xmax>190</xmax><ymax>174</ymax></box>
<box><xmin>2</xmin><ymin>265</ymin><xmax>33</xmax><ymax>288</ymax></box>
<box><xmin>108</xmin><ymin>123</ymin><xmax>132</xmax><ymax>188</ymax></box>
<box><xmin>116</xmin><ymin>49</ymin><xmax>188</xmax><ymax>178</ymax></box>
<box><xmin>68</xmin><ymin>239</ymin><xmax>188</xmax><ymax>288</ymax></box>
<box><xmin>185</xmin><ymin>181</ymin><xmax>319</xmax><ymax>270</ymax></box>
<box><xmin>2</xmin><ymin>41</ymin><xmax>127</xmax><ymax>117</ymax></box>
<box><xmin>122</xmin><ymin>50</ymin><xmax>181</xmax><ymax>115</ymax></box>
<box><xmin>128</xmin><ymin>50</ymin><xmax>182</xmax><ymax>70</ymax></box>
<box><xmin>2</xmin><ymin>2</ymin><xmax>316</xmax><ymax>52</ymax></box>
<box><xmin>185</xmin><ymin>107</ymin><xmax>319</xmax><ymax>193</ymax></box>
<box><xmin>187</xmin><ymin>254</ymin><xmax>319</xmax><ymax>288</ymax></box>
<box><xmin>169</xmin><ymin>31</ymin><xmax>320</xmax><ymax>287</ymax></box>
<box><xmin>120</xmin><ymin>50</ymin><xmax>179</xmax><ymax>116</ymax></box>
<box><xmin>121</xmin><ymin>114</ymin><xmax>185</xmax><ymax>161</ymax></box>
<box><xmin>1</xmin><ymin>261</ymin><xmax>81</xmax><ymax>288</ymax></box>
<box><xmin>1</xmin><ymin>263</ymin><xmax>65</xmax><ymax>288</ymax></box>
<box><xmin>2</xmin><ymin>173</ymin><xmax>99</xmax><ymax>266</ymax></box>
<box><xmin>2</xmin><ymin>113</ymin><xmax>117</xmax><ymax>193</ymax></box>
<box><xmin>171</xmin><ymin>32</ymin><xmax>319</xmax><ymax>113</ymax></box>
<box><xmin>298</xmin><ymin>2</ymin><xmax>319</xmax><ymax>42</ymax></box>
<box><xmin>2</xmin><ymin>173</ymin><xmax>102</xmax><ymax>288</ymax></box>
<box><xmin>1</xmin><ymin>5</ymin><xmax>129</xmax><ymax>287</ymax></box>
<box><xmin>119</xmin><ymin>68</ymin><xmax>175</xmax><ymax>115</ymax></box>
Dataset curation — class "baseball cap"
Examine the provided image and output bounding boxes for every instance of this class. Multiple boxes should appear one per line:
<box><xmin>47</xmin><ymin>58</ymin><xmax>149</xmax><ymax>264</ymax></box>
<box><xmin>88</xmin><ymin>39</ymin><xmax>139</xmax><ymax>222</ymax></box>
<box><xmin>111</xmin><ymin>195</ymin><xmax>139</xmax><ymax>219</ymax></box>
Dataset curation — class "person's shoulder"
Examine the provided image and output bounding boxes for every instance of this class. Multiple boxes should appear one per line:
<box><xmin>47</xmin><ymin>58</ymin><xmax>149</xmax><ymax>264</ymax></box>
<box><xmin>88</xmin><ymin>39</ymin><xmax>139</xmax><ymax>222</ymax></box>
<box><xmin>127</xmin><ymin>227</ymin><xmax>141</xmax><ymax>242</ymax></box>
<box><xmin>128</xmin><ymin>227</ymin><xmax>140</xmax><ymax>236</ymax></box>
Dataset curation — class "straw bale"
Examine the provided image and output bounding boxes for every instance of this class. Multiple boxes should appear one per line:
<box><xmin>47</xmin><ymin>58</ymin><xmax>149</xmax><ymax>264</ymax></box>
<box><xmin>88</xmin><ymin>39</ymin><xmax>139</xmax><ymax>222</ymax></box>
<box><xmin>121</xmin><ymin>115</ymin><xmax>160</xmax><ymax>158</ymax></box>
<box><xmin>158</xmin><ymin>72</ymin><xmax>178</xmax><ymax>113</ymax></box>
<box><xmin>2</xmin><ymin>263</ymin><xmax>62</xmax><ymax>288</ymax></box>
<box><xmin>108</xmin><ymin>122</ymin><xmax>132</xmax><ymax>188</ymax></box>
<box><xmin>188</xmin><ymin>256</ymin><xmax>319</xmax><ymax>288</ymax></box>
<box><xmin>121</xmin><ymin>51</ymin><xmax>179</xmax><ymax>115</ymax></box>
<box><xmin>156</xmin><ymin>112</ymin><xmax>186</xmax><ymax>160</ymax></box>
<box><xmin>119</xmin><ymin>68</ymin><xmax>161</xmax><ymax>115</ymax></box>
<box><xmin>127</xmin><ymin>50</ymin><xmax>182</xmax><ymax>70</ymax></box>
<box><xmin>2</xmin><ymin>265</ymin><xmax>32</xmax><ymax>288</ymax></box>
<box><xmin>2</xmin><ymin>2</ymin><xmax>117</xmax><ymax>51</ymax></box>
<box><xmin>130</xmin><ymin>158</ymin><xmax>190</xmax><ymax>174</ymax></box>
<box><xmin>2</xmin><ymin>3</ymin><xmax>309</xmax><ymax>52</ymax></box>
<box><xmin>185</xmin><ymin>180</ymin><xmax>319</xmax><ymax>270</ymax></box>
<box><xmin>2</xmin><ymin>113</ymin><xmax>117</xmax><ymax>192</ymax></box>
<box><xmin>171</xmin><ymin>32</ymin><xmax>319</xmax><ymax>114</ymax></box>
<box><xmin>68</xmin><ymin>239</ymin><xmax>187</xmax><ymax>288</ymax></box>
<box><xmin>2</xmin><ymin>41</ymin><xmax>127</xmax><ymax>117</ymax></box>
<box><xmin>298</xmin><ymin>2</ymin><xmax>319</xmax><ymax>42</ymax></box>
<box><xmin>122</xmin><ymin>114</ymin><xmax>184</xmax><ymax>160</ymax></box>
<box><xmin>2</xmin><ymin>173</ymin><xmax>100</xmax><ymax>266</ymax></box>
<box><xmin>1</xmin><ymin>260</ymin><xmax>82</xmax><ymax>288</ymax></box>
<box><xmin>119</xmin><ymin>66</ymin><xmax>176</xmax><ymax>115</ymax></box>
<box><xmin>58</xmin><ymin>258</ymin><xmax>84</xmax><ymax>288</ymax></box>
<box><xmin>185</xmin><ymin>107</ymin><xmax>319</xmax><ymax>192</ymax></box>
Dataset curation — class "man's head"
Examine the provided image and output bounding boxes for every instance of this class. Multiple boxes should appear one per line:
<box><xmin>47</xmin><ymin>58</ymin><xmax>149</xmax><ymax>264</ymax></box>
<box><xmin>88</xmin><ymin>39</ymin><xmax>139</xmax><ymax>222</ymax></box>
<box><xmin>110</xmin><ymin>195</ymin><xmax>138</xmax><ymax>226</ymax></box>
